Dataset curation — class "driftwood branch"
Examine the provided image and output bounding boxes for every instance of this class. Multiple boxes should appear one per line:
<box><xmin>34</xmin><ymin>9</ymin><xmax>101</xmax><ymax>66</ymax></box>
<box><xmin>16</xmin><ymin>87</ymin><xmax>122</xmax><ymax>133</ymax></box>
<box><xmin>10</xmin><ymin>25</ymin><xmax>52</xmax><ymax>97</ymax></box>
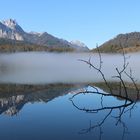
<box><xmin>78</xmin><ymin>44</ymin><xmax>112</xmax><ymax>94</ymax></box>
<box><xmin>70</xmin><ymin>45</ymin><xmax>139</xmax><ymax>139</ymax></box>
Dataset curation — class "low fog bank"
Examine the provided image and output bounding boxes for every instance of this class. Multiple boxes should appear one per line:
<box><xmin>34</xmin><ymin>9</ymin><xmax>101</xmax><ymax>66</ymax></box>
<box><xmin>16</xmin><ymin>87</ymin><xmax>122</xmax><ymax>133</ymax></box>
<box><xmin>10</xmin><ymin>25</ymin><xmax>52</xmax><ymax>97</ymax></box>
<box><xmin>0</xmin><ymin>52</ymin><xmax>139</xmax><ymax>84</ymax></box>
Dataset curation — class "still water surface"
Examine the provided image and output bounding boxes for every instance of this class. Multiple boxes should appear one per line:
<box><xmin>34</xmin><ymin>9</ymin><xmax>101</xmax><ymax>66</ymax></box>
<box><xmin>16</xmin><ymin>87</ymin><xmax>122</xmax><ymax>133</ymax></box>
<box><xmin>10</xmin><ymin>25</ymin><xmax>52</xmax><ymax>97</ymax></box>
<box><xmin>0</xmin><ymin>84</ymin><xmax>139</xmax><ymax>140</ymax></box>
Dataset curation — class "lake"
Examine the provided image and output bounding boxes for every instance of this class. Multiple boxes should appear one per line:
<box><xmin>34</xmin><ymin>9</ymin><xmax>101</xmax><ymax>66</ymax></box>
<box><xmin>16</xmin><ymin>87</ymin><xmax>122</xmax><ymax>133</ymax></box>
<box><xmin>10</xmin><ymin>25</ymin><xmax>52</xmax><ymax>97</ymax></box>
<box><xmin>0</xmin><ymin>52</ymin><xmax>140</xmax><ymax>140</ymax></box>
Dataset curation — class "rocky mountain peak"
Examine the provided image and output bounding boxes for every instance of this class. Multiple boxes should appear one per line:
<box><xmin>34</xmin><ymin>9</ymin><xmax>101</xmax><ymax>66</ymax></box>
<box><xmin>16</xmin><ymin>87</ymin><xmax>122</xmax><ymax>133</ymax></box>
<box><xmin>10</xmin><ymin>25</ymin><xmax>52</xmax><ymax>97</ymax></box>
<box><xmin>2</xmin><ymin>19</ymin><xmax>18</xmax><ymax>30</ymax></box>
<box><xmin>2</xmin><ymin>18</ymin><xmax>24</xmax><ymax>34</ymax></box>
<box><xmin>29</xmin><ymin>31</ymin><xmax>43</xmax><ymax>36</ymax></box>
<box><xmin>70</xmin><ymin>40</ymin><xmax>87</xmax><ymax>48</ymax></box>
<box><xmin>70</xmin><ymin>40</ymin><xmax>89</xmax><ymax>51</ymax></box>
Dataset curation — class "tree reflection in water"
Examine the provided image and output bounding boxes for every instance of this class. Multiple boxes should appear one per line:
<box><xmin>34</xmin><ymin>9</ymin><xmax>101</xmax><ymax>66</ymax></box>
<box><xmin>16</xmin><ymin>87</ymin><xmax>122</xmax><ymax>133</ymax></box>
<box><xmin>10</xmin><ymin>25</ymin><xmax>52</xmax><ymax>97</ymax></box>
<box><xmin>69</xmin><ymin>85</ymin><xmax>139</xmax><ymax>140</ymax></box>
<box><xmin>70</xmin><ymin>46</ymin><xmax>140</xmax><ymax>140</ymax></box>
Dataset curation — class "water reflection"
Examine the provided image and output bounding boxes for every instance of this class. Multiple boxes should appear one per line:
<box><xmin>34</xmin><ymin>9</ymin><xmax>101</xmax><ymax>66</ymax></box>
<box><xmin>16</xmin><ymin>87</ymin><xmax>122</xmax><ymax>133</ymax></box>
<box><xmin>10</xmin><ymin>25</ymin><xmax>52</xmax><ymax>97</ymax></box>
<box><xmin>0</xmin><ymin>95</ymin><xmax>25</xmax><ymax>116</ymax></box>
<box><xmin>0</xmin><ymin>84</ymin><xmax>139</xmax><ymax>140</ymax></box>
<box><xmin>0</xmin><ymin>84</ymin><xmax>85</xmax><ymax>116</ymax></box>
<box><xmin>69</xmin><ymin>85</ymin><xmax>138</xmax><ymax>140</ymax></box>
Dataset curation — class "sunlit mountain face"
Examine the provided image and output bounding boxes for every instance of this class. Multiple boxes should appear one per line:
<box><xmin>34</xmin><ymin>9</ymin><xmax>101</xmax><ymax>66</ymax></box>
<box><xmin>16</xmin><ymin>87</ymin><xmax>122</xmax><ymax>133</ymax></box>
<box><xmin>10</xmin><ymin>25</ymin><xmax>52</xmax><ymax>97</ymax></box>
<box><xmin>0</xmin><ymin>19</ymin><xmax>89</xmax><ymax>52</ymax></box>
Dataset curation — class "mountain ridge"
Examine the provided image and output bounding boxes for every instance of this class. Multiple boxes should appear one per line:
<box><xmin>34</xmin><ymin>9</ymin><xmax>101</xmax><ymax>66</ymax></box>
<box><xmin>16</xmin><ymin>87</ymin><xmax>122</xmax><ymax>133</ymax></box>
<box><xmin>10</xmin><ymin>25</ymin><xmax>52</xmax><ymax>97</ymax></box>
<box><xmin>95</xmin><ymin>32</ymin><xmax>140</xmax><ymax>53</ymax></box>
<box><xmin>0</xmin><ymin>19</ymin><xmax>89</xmax><ymax>52</ymax></box>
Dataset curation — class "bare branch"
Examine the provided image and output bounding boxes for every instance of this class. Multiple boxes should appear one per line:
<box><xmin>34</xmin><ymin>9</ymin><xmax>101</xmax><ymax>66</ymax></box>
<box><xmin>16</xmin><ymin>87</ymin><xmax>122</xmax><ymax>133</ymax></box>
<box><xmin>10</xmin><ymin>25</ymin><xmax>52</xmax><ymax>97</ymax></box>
<box><xmin>72</xmin><ymin>43</ymin><xmax>139</xmax><ymax>138</ymax></box>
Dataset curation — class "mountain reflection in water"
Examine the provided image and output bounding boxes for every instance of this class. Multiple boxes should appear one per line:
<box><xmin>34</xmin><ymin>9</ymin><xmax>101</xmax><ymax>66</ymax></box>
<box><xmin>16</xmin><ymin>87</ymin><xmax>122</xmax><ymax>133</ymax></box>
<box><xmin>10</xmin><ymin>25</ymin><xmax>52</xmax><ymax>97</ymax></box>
<box><xmin>0</xmin><ymin>84</ymin><xmax>139</xmax><ymax>140</ymax></box>
<box><xmin>0</xmin><ymin>84</ymin><xmax>86</xmax><ymax>116</ymax></box>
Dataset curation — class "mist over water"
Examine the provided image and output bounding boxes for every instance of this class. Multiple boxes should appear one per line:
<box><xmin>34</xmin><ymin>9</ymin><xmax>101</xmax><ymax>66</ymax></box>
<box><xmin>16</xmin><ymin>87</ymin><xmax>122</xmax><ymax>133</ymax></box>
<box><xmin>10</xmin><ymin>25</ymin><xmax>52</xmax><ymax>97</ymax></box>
<box><xmin>0</xmin><ymin>52</ymin><xmax>140</xmax><ymax>84</ymax></box>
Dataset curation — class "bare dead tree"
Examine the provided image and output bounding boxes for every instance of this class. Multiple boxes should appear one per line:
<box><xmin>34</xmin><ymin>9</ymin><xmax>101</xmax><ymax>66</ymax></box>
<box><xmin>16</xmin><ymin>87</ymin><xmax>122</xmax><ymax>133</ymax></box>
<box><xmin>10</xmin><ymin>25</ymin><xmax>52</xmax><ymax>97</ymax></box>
<box><xmin>78</xmin><ymin>44</ymin><xmax>113</xmax><ymax>94</ymax></box>
<box><xmin>70</xmin><ymin>45</ymin><xmax>139</xmax><ymax>140</ymax></box>
<box><xmin>112</xmin><ymin>45</ymin><xmax>129</xmax><ymax>98</ymax></box>
<box><xmin>124</xmin><ymin>69</ymin><xmax>139</xmax><ymax>99</ymax></box>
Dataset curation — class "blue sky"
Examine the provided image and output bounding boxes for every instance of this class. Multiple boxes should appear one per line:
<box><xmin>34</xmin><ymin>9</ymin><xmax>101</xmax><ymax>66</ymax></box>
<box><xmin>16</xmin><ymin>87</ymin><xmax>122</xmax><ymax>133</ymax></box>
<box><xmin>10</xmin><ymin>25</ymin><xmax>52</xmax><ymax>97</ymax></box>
<box><xmin>0</xmin><ymin>0</ymin><xmax>140</xmax><ymax>48</ymax></box>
